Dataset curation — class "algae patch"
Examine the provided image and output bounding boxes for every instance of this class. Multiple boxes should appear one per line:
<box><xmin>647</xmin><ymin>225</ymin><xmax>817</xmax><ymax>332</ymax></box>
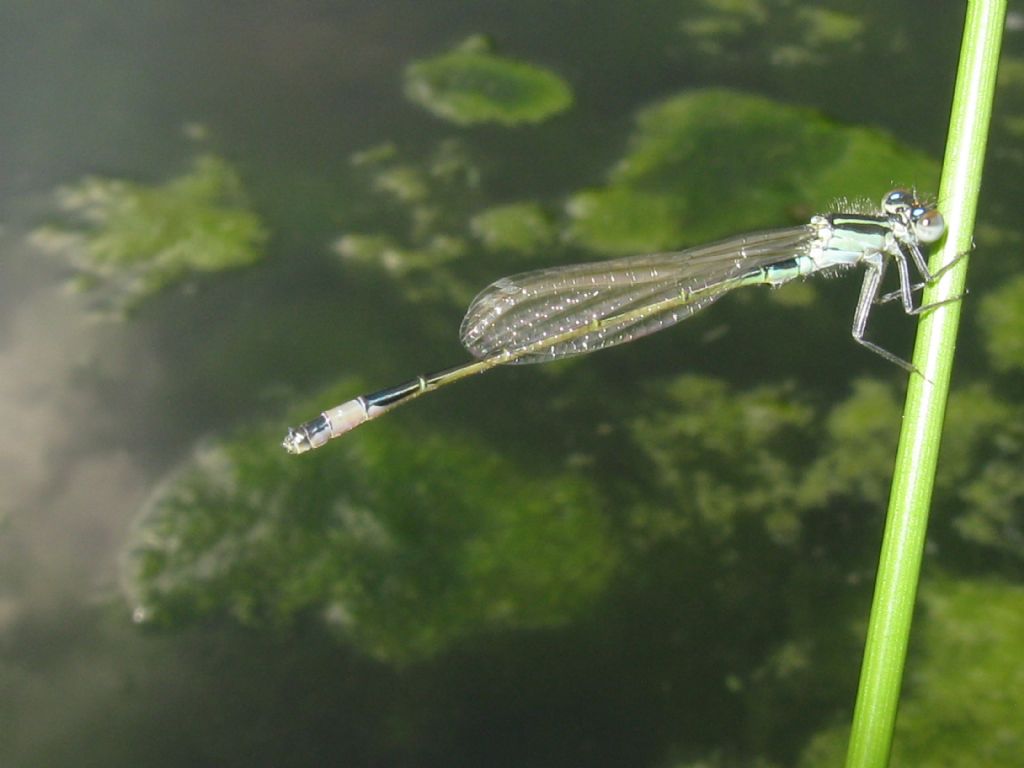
<box><xmin>404</xmin><ymin>36</ymin><xmax>573</xmax><ymax>126</ymax></box>
<box><xmin>29</xmin><ymin>155</ymin><xmax>267</xmax><ymax>314</ymax></box>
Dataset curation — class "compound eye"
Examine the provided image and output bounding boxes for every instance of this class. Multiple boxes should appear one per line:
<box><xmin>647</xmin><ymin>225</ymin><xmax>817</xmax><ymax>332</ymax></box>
<box><xmin>882</xmin><ymin>188</ymin><xmax>914</xmax><ymax>215</ymax></box>
<box><xmin>914</xmin><ymin>209</ymin><xmax>946</xmax><ymax>244</ymax></box>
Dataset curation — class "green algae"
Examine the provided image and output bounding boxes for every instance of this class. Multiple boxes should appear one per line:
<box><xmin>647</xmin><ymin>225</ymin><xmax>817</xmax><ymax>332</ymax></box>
<box><xmin>680</xmin><ymin>1</ymin><xmax>864</xmax><ymax>66</ymax></box>
<box><xmin>123</xmin><ymin>380</ymin><xmax>617</xmax><ymax>664</ymax></box>
<box><xmin>29</xmin><ymin>155</ymin><xmax>267</xmax><ymax>314</ymax></box>
<box><xmin>469</xmin><ymin>201</ymin><xmax>556</xmax><ymax>254</ymax></box>
<box><xmin>404</xmin><ymin>36</ymin><xmax>573</xmax><ymax>126</ymax></box>
<box><xmin>564</xmin><ymin>89</ymin><xmax>939</xmax><ymax>256</ymax></box>
<box><xmin>800</xmin><ymin>579</ymin><xmax>1024</xmax><ymax>767</ymax></box>
<box><xmin>978</xmin><ymin>273</ymin><xmax>1024</xmax><ymax>372</ymax></box>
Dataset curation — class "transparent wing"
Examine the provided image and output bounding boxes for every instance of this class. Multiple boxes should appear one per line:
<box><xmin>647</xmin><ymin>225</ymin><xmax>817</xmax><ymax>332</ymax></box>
<box><xmin>460</xmin><ymin>225</ymin><xmax>816</xmax><ymax>363</ymax></box>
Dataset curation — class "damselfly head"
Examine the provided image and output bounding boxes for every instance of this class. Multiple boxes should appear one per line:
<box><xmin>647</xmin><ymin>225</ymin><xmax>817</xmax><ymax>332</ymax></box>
<box><xmin>882</xmin><ymin>188</ymin><xmax>944</xmax><ymax>244</ymax></box>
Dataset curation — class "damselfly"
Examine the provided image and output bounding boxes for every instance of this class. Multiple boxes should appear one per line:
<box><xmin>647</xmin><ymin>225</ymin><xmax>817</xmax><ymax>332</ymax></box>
<box><xmin>283</xmin><ymin>189</ymin><xmax>947</xmax><ymax>454</ymax></box>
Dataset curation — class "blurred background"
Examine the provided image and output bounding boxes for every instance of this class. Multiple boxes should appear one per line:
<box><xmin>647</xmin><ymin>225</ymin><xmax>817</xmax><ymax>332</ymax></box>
<box><xmin>2</xmin><ymin>1</ymin><xmax>1023</xmax><ymax>766</ymax></box>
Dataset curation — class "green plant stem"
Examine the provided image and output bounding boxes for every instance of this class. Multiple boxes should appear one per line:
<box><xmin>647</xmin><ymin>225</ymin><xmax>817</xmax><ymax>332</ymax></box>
<box><xmin>845</xmin><ymin>1</ymin><xmax>1007</xmax><ymax>766</ymax></box>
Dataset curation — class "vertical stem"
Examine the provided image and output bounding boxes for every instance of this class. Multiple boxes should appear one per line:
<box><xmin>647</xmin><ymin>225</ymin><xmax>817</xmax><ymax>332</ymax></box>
<box><xmin>845</xmin><ymin>1</ymin><xmax>1007</xmax><ymax>766</ymax></box>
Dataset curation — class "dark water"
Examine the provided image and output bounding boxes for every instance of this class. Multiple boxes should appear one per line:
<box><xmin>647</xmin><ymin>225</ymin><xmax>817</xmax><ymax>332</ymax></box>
<box><xmin>2</xmin><ymin>2</ymin><xmax>1023</xmax><ymax>766</ymax></box>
